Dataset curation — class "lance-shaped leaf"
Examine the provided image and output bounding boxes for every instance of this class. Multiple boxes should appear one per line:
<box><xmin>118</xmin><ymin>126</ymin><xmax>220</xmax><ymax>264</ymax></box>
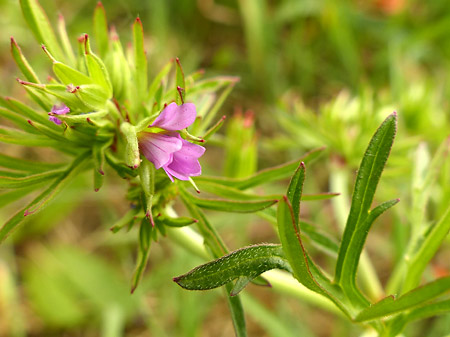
<box><xmin>196</xmin><ymin>147</ymin><xmax>324</xmax><ymax>190</ymax></box>
<box><xmin>184</xmin><ymin>191</ymin><xmax>277</xmax><ymax>213</ymax></box>
<box><xmin>174</xmin><ymin>244</ymin><xmax>292</xmax><ymax>295</ymax></box>
<box><xmin>73</xmin><ymin>84</ymin><xmax>110</xmax><ymax>110</ymax></box>
<box><xmin>0</xmin><ymin>169</ymin><xmax>63</xmax><ymax>189</ymax></box>
<box><xmin>0</xmin><ymin>107</ymin><xmax>39</xmax><ymax>134</ymax></box>
<box><xmin>0</xmin><ymin>127</ymin><xmax>61</xmax><ymax>147</ymax></box>
<box><xmin>20</xmin><ymin>0</ymin><xmax>65</xmax><ymax>61</ymax></box>
<box><xmin>10</xmin><ymin>37</ymin><xmax>40</xmax><ymax>83</ymax></box>
<box><xmin>93</xmin><ymin>2</ymin><xmax>109</xmax><ymax>58</ymax></box>
<box><xmin>131</xmin><ymin>218</ymin><xmax>153</xmax><ymax>293</ymax></box>
<box><xmin>104</xmin><ymin>151</ymin><xmax>138</xmax><ymax>179</ymax></box>
<box><xmin>355</xmin><ymin>276</ymin><xmax>450</xmax><ymax>322</ymax></box>
<box><xmin>110</xmin><ymin>208</ymin><xmax>142</xmax><ymax>233</ymax></box>
<box><xmin>105</xmin><ymin>33</ymin><xmax>130</xmax><ymax>101</ymax></box>
<box><xmin>133</xmin><ymin>18</ymin><xmax>148</xmax><ymax>103</ymax></box>
<box><xmin>1</xmin><ymin>96</ymin><xmax>55</xmax><ymax>127</ymax></box>
<box><xmin>335</xmin><ymin>112</ymin><xmax>397</xmax><ymax>283</ymax></box>
<box><xmin>278</xmin><ymin>164</ymin><xmax>353</xmax><ymax>317</ymax></box>
<box><xmin>0</xmin><ymin>152</ymin><xmax>89</xmax><ymax>242</ymax></box>
<box><xmin>175</xmin><ymin>58</ymin><xmax>185</xmax><ymax>105</ymax></box>
<box><xmin>93</xmin><ymin>141</ymin><xmax>108</xmax><ymax>192</ymax></box>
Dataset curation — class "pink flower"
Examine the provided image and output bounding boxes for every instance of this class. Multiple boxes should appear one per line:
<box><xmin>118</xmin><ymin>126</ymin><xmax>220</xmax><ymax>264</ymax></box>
<box><xmin>138</xmin><ymin>103</ymin><xmax>205</xmax><ymax>181</ymax></box>
<box><xmin>48</xmin><ymin>104</ymin><xmax>70</xmax><ymax>125</ymax></box>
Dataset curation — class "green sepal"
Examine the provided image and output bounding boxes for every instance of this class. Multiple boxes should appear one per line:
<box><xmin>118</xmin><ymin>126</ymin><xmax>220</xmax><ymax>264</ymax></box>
<box><xmin>74</xmin><ymin>84</ymin><xmax>110</xmax><ymax>110</ymax></box>
<box><xmin>83</xmin><ymin>34</ymin><xmax>113</xmax><ymax>97</ymax></box>
<box><xmin>139</xmin><ymin>160</ymin><xmax>155</xmax><ymax>225</ymax></box>
<box><xmin>173</xmin><ymin>244</ymin><xmax>292</xmax><ymax>293</ymax></box>
<box><xmin>120</xmin><ymin>122</ymin><xmax>140</xmax><ymax>169</ymax></box>
<box><xmin>43</xmin><ymin>46</ymin><xmax>93</xmax><ymax>86</ymax></box>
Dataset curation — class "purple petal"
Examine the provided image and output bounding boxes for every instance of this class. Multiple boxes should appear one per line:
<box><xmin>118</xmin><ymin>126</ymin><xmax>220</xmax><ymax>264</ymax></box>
<box><xmin>163</xmin><ymin>138</ymin><xmax>205</xmax><ymax>181</ymax></box>
<box><xmin>150</xmin><ymin>102</ymin><xmax>196</xmax><ymax>131</ymax></box>
<box><xmin>49</xmin><ymin>116</ymin><xmax>62</xmax><ymax>125</ymax></box>
<box><xmin>139</xmin><ymin>133</ymin><xmax>182</xmax><ymax>169</ymax></box>
<box><xmin>51</xmin><ymin>104</ymin><xmax>70</xmax><ymax>115</ymax></box>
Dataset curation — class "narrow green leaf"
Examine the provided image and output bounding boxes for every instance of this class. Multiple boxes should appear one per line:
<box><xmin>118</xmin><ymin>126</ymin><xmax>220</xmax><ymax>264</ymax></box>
<box><xmin>74</xmin><ymin>84</ymin><xmax>110</xmax><ymax>110</ymax></box>
<box><xmin>0</xmin><ymin>127</ymin><xmax>61</xmax><ymax>147</ymax></box>
<box><xmin>402</xmin><ymin>205</ymin><xmax>450</xmax><ymax>292</ymax></box>
<box><xmin>196</xmin><ymin>147</ymin><xmax>325</xmax><ymax>190</ymax></box>
<box><xmin>355</xmin><ymin>276</ymin><xmax>450</xmax><ymax>322</ymax></box>
<box><xmin>93</xmin><ymin>2</ymin><xmax>109</xmax><ymax>58</ymax></box>
<box><xmin>1</xmin><ymin>96</ymin><xmax>55</xmax><ymax>127</ymax></box>
<box><xmin>0</xmin><ymin>169</ymin><xmax>63</xmax><ymax>189</ymax></box>
<box><xmin>174</xmin><ymin>244</ymin><xmax>292</xmax><ymax>292</ymax></box>
<box><xmin>131</xmin><ymin>218</ymin><xmax>152</xmax><ymax>293</ymax></box>
<box><xmin>335</xmin><ymin>112</ymin><xmax>397</xmax><ymax>283</ymax></box>
<box><xmin>57</xmin><ymin>14</ymin><xmax>76</xmax><ymax>66</ymax></box>
<box><xmin>0</xmin><ymin>153</ymin><xmax>63</xmax><ymax>172</ymax></box>
<box><xmin>0</xmin><ymin>107</ymin><xmax>39</xmax><ymax>134</ymax></box>
<box><xmin>19</xmin><ymin>0</ymin><xmax>65</xmax><ymax>61</ymax></box>
<box><xmin>104</xmin><ymin>151</ymin><xmax>138</xmax><ymax>179</ymax></box>
<box><xmin>0</xmin><ymin>183</ymin><xmax>46</xmax><ymax>208</ymax></box>
<box><xmin>148</xmin><ymin>60</ymin><xmax>172</xmax><ymax>102</ymax></box>
<box><xmin>194</xmin><ymin>180</ymin><xmax>281</xmax><ymax>201</ymax></box>
<box><xmin>0</xmin><ymin>152</ymin><xmax>89</xmax><ymax>242</ymax></box>
<box><xmin>133</xmin><ymin>17</ymin><xmax>148</xmax><ymax>103</ymax></box>
<box><xmin>301</xmin><ymin>192</ymin><xmax>340</xmax><ymax>201</ymax></box>
<box><xmin>158</xmin><ymin>215</ymin><xmax>197</xmax><ymax>228</ymax></box>
<box><xmin>388</xmin><ymin>300</ymin><xmax>450</xmax><ymax>336</ymax></box>
<box><xmin>10</xmin><ymin>37</ymin><xmax>40</xmax><ymax>83</ymax></box>
<box><xmin>185</xmin><ymin>192</ymin><xmax>278</xmax><ymax>213</ymax></box>
<box><xmin>340</xmin><ymin>199</ymin><xmax>399</xmax><ymax>301</ymax></box>
<box><xmin>175</xmin><ymin>58</ymin><xmax>186</xmax><ymax>105</ymax></box>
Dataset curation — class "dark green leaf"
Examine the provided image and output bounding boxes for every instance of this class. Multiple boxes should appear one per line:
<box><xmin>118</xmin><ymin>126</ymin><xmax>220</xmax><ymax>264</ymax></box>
<box><xmin>335</xmin><ymin>113</ymin><xmax>397</xmax><ymax>283</ymax></box>
<box><xmin>173</xmin><ymin>244</ymin><xmax>291</xmax><ymax>292</ymax></box>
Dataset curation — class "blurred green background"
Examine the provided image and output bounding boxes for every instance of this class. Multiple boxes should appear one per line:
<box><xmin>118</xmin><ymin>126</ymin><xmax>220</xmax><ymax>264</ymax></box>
<box><xmin>1</xmin><ymin>0</ymin><xmax>450</xmax><ymax>336</ymax></box>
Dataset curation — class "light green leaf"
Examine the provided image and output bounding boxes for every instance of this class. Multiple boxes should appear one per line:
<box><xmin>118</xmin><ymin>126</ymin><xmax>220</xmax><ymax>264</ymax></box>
<box><xmin>19</xmin><ymin>0</ymin><xmax>65</xmax><ymax>61</ymax></box>
<box><xmin>356</xmin><ymin>276</ymin><xmax>450</xmax><ymax>322</ymax></box>
<box><xmin>131</xmin><ymin>219</ymin><xmax>153</xmax><ymax>293</ymax></box>
<box><xmin>93</xmin><ymin>2</ymin><xmax>109</xmax><ymax>58</ymax></box>
<box><xmin>10</xmin><ymin>37</ymin><xmax>40</xmax><ymax>83</ymax></box>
